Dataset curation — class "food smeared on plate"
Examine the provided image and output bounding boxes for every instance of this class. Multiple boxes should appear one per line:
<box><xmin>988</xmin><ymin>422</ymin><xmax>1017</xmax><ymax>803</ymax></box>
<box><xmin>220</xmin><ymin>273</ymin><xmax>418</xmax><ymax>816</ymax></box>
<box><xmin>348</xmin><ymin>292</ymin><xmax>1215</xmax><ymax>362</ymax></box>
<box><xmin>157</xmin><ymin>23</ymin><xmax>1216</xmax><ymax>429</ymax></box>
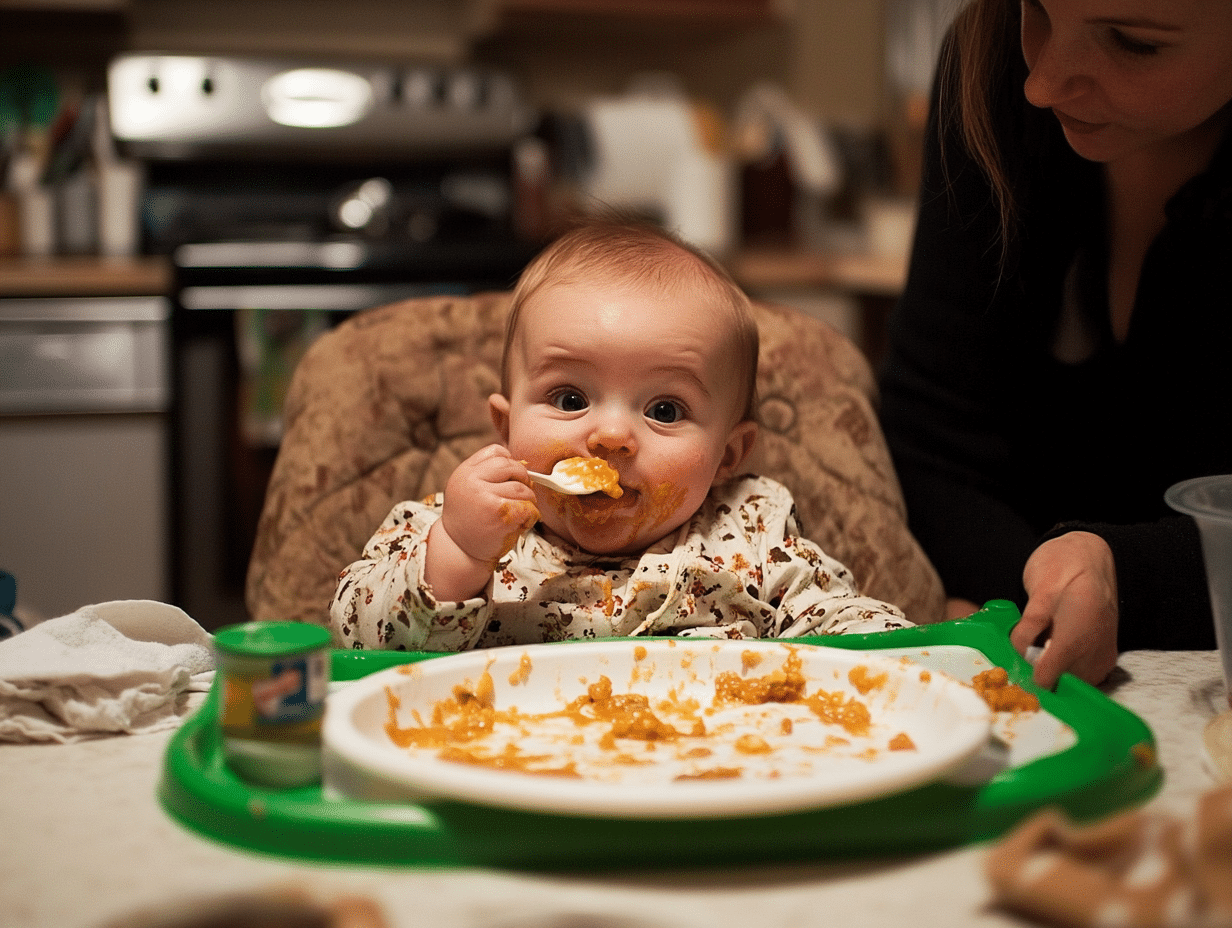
<box><xmin>971</xmin><ymin>667</ymin><xmax>1041</xmax><ymax>713</ymax></box>
<box><xmin>383</xmin><ymin>650</ymin><xmax>918</xmax><ymax>782</ymax></box>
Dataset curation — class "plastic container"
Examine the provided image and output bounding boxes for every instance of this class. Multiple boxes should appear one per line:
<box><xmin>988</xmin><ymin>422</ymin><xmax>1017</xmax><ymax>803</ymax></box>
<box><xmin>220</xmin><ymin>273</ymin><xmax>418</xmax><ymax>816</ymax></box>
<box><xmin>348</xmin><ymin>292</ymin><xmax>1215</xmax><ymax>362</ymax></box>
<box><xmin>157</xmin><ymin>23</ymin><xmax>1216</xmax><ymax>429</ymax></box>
<box><xmin>1166</xmin><ymin>475</ymin><xmax>1232</xmax><ymax>708</ymax></box>
<box><xmin>213</xmin><ymin>621</ymin><xmax>332</xmax><ymax>788</ymax></box>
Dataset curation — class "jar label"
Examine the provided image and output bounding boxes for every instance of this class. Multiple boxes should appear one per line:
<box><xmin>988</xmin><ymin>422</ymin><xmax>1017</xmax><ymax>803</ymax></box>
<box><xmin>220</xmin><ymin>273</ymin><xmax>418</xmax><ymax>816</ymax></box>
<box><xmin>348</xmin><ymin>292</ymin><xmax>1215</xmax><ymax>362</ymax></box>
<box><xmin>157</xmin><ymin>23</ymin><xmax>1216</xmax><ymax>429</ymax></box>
<box><xmin>220</xmin><ymin>651</ymin><xmax>328</xmax><ymax>744</ymax></box>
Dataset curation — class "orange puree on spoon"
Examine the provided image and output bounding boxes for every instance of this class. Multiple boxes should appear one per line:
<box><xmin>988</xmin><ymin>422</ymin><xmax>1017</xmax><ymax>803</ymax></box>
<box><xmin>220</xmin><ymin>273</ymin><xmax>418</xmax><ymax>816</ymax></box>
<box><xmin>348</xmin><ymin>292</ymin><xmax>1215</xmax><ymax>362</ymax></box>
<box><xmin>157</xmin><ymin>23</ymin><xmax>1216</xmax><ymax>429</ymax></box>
<box><xmin>554</xmin><ymin>457</ymin><xmax>623</xmax><ymax>498</ymax></box>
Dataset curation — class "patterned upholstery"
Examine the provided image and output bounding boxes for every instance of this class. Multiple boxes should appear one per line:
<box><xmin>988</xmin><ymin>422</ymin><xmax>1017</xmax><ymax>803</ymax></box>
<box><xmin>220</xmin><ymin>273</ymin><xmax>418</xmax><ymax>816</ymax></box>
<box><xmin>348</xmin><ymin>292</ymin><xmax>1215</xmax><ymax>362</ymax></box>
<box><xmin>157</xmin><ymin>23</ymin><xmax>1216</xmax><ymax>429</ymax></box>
<box><xmin>246</xmin><ymin>291</ymin><xmax>945</xmax><ymax>629</ymax></box>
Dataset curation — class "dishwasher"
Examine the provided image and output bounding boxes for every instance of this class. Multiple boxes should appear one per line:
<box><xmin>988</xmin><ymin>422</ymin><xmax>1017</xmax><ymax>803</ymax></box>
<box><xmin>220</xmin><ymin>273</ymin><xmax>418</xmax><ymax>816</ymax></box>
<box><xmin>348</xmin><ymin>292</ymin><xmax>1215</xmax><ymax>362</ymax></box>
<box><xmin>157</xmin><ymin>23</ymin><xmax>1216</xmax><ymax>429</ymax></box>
<box><xmin>0</xmin><ymin>295</ymin><xmax>171</xmax><ymax>621</ymax></box>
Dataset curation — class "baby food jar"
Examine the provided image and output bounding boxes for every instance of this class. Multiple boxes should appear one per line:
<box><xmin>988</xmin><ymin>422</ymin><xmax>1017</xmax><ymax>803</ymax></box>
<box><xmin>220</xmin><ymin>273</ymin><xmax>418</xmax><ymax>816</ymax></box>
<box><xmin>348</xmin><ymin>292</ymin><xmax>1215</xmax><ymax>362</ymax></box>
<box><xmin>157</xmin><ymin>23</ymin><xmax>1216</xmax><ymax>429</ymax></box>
<box><xmin>213</xmin><ymin>621</ymin><xmax>332</xmax><ymax>788</ymax></box>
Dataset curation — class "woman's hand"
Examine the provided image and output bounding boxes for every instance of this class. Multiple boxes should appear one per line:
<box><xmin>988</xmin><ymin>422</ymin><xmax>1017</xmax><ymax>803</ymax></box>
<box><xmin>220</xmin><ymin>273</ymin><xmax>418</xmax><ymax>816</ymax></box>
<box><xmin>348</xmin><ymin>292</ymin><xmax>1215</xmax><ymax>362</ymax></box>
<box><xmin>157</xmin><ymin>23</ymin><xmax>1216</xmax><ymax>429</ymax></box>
<box><xmin>1012</xmin><ymin>531</ymin><xmax>1120</xmax><ymax>688</ymax></box>
<box><xmin>425</xmin><ymin>444</ymin><xmax>539</xmax><ymax>602</ymax></box>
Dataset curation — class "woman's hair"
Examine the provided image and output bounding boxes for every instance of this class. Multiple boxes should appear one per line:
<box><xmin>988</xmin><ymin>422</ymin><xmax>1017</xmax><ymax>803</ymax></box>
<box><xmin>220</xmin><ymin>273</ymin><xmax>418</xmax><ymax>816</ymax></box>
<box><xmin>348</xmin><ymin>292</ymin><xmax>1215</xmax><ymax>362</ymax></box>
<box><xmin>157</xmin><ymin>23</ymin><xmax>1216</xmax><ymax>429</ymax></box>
<box><xmin>502</xmin><ymin>216</ymin><xmax>761</xmax><ymax>423</ymax></box>
<box><xmin>940</xmin><ymin>0</ymin><xmax>1021</xmax><ymax>256</ymax></box>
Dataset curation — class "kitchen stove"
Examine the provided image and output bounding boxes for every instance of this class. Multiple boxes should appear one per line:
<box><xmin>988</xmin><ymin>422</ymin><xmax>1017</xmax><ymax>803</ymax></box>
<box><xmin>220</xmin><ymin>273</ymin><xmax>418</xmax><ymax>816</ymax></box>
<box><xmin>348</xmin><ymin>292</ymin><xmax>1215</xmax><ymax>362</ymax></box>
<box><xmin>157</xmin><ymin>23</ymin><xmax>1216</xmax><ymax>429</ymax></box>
<box><xmin>107</xmin><ymin>53</ymin><xmax>541</xmax><ymax>629</ymax></box>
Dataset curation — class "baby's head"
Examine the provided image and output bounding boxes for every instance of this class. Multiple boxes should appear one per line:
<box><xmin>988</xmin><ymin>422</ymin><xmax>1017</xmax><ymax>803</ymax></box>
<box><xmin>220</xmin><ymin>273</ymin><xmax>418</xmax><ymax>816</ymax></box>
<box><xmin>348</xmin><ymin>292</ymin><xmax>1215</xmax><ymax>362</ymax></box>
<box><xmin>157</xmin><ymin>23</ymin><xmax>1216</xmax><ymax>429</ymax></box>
<box><xmin>489</xmin><ymin>218</ymin><xmax>761</xmax><ymax>556</ymax></box>
<box><xmin>501</xmin><ymin>218</ymin><xmax>759</xmax><ymax>425</ymax></box>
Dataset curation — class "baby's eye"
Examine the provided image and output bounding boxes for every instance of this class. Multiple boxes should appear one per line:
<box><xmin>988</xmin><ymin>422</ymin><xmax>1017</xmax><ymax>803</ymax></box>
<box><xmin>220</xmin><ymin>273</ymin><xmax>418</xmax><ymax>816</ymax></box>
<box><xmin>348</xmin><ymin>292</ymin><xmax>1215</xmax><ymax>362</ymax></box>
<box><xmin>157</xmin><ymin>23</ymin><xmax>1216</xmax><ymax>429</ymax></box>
<box><xmin>550</xmin><ymin>389</ymin><xmax>588</xmax><ymax>412</ymax></box>
<box><xmin>646</xmin><ymin>400</ymin><xmax>685</xmax><ymax>424</ymax></box>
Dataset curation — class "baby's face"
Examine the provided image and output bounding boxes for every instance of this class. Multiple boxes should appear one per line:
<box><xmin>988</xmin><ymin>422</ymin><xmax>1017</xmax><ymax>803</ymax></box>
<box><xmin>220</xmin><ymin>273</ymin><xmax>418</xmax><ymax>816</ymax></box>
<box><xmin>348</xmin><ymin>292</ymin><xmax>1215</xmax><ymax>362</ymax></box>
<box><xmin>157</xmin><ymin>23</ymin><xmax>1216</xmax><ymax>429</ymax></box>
<box><xmin>491</xmin><ymin>279</ymin><xmax>755</xmax><ymax>556</ymax></box>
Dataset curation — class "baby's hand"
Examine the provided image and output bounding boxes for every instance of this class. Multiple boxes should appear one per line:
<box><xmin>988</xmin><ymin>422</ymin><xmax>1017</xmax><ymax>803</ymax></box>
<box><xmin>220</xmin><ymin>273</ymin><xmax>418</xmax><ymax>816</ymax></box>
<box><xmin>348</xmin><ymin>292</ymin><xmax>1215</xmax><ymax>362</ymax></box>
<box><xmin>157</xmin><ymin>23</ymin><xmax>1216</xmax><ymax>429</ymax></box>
<box><xmin>442</xmin><ymin>444</ymin><xmax>540</xmax><ymax>562</ymax></box>
<box><xmin>425</xmin><ymin>445</ymin><xmax>539</xmax><ymax>601</ymax></box>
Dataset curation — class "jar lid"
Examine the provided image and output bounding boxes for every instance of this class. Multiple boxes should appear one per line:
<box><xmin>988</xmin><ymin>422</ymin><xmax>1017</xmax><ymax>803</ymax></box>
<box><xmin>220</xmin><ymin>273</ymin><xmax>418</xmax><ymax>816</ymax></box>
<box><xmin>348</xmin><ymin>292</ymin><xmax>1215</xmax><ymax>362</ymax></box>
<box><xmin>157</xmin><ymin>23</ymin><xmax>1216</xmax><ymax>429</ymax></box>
<box><xmin>214</xmin><ymin>621</ymin><xmax>332</xmax><ymax>657</ymax></box>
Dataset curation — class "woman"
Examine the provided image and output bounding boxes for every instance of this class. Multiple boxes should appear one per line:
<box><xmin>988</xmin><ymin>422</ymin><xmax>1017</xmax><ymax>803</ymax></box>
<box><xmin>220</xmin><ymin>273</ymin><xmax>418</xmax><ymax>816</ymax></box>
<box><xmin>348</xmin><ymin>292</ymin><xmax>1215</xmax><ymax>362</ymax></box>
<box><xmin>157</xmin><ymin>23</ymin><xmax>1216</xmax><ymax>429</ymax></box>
<box><xmin>879</xmin><ymin>0</ymin><xmax>1232</xmax><ymax>686</ymax></box>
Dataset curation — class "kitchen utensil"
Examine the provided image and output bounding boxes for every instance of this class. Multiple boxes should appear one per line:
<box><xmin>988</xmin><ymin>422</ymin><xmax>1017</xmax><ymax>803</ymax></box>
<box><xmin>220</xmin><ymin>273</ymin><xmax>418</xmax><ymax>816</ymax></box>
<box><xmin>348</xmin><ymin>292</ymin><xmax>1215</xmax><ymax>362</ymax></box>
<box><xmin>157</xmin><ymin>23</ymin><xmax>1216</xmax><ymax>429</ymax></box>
<box><xmin>527</xmin><ymin>457</ymin><xmax>621</xmax><ymax>496</ymax></box>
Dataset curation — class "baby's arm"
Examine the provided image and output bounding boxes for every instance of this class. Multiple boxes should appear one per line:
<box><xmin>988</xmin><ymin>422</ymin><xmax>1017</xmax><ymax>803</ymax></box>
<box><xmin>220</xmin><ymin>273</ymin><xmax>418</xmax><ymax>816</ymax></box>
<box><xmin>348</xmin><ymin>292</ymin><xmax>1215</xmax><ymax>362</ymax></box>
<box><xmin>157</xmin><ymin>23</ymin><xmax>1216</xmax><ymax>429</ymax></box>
<box><xmin>330</xmin><ymin>497</ymin><xmax>494</xmax><ymax>650</ymax></box>
<box><xmin>425</xmin><ymin>444</ymin><xmax>540</xmax><ymax>602</ymax></box>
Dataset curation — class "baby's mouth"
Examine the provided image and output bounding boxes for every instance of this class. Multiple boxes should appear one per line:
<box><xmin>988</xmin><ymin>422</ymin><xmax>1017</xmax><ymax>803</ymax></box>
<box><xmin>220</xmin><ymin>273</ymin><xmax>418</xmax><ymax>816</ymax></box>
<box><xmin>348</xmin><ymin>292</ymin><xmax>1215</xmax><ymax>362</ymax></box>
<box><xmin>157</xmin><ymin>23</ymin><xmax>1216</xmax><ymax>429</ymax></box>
<box><xmin>552</xmin><ymin>455</ymin><xmax>623</xmax><ymax>499</ymax></box>
<box><xmin>561</xmin><ymin>485</ymin><xmax>637</xmax><ymax>520</ymax></box>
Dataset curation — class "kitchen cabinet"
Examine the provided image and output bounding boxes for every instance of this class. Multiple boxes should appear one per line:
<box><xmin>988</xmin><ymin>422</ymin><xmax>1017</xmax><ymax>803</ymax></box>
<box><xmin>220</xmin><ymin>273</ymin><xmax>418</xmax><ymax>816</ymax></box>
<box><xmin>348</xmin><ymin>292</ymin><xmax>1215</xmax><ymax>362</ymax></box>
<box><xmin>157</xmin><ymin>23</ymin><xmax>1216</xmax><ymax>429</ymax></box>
<box><xmin>0</xmin><ymin>255</ymin><xmax>172</xmax><ymax>622</ymax></box>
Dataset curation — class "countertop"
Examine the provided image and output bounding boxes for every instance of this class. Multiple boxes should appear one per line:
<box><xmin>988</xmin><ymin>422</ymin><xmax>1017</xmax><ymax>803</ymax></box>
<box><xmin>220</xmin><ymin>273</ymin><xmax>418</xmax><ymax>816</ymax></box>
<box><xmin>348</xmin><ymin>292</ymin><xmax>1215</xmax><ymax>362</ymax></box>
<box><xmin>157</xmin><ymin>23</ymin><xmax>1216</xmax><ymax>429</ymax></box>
<box><xmin>1</xmin><ymin>649</ymin><xmax>1224</xmax><ymax>928</ymax></box>
<box><xmin>0</xmin><ymin>249</ymin><xmax>903</xmax><ymax>302</ymax></box>
<box><xmin>727</xmin><ymin>247</ymin><xmax>908</xmax><ymax>298</ymax></box>
<box><xmin>0</xmin><ymin>256</ymin><xmax>173</xmax><ymax>298</ymax></box>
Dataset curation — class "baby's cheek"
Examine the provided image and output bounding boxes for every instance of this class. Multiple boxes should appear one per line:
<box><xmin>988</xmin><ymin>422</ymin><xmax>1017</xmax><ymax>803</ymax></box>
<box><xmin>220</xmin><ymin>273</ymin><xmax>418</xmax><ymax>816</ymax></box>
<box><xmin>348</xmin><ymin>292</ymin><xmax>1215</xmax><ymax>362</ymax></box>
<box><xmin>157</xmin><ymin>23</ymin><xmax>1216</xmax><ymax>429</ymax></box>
<box><xmin>519</xmin><ymin>438</ymin><xmax>575</xmax><ymax>472</ymax></box>
<box><xmin>644</xmin><ymin>482</ymin><xmax>690</xmax><ymax>530</ymax></box>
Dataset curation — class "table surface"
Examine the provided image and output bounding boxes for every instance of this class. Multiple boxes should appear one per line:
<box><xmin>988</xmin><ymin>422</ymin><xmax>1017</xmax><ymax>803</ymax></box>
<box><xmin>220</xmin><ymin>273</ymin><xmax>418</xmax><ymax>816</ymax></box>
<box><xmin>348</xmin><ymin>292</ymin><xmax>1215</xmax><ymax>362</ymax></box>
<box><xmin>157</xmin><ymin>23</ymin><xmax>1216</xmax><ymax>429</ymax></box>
<box><xmin>1</xmin><ymin>650</ymin><xmax>1225</xmax><ymax>928</ymax></box>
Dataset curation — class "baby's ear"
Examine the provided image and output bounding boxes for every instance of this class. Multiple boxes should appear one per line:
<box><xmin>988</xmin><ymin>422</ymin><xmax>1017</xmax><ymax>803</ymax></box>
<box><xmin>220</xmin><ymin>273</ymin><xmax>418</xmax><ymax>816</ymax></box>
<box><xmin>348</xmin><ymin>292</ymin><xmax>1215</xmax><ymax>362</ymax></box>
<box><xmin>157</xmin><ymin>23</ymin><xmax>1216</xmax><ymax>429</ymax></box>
<box><xmin>489</xmin><ymin>393</ymin><xmax>512</xmax><ymax>443</ymax></box>
<box><xmin>714</xmin><ymin>419</ymin><xmax>758</xmax><ymax>483</ymax></box>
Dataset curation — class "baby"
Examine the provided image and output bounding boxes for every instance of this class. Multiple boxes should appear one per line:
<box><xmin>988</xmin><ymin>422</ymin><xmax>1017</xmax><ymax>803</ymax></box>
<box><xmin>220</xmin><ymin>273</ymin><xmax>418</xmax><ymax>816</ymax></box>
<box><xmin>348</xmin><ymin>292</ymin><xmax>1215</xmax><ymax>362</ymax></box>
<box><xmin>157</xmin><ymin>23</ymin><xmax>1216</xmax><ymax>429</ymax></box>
<box><xmin>330</xmin><ymin>219</ymin><xmax>909</xmax><ymax>650</ymax></box>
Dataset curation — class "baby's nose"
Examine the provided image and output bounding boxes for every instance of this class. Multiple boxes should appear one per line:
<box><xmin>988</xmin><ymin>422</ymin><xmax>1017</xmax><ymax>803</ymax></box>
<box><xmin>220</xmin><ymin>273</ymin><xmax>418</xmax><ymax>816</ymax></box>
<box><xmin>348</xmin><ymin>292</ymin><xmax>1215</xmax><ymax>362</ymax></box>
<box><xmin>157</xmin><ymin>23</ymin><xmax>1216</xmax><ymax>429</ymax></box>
<box><xmin>586</xmin><ymin>413</ymin><xmax>637</xmax><ymax>455</ymax></box>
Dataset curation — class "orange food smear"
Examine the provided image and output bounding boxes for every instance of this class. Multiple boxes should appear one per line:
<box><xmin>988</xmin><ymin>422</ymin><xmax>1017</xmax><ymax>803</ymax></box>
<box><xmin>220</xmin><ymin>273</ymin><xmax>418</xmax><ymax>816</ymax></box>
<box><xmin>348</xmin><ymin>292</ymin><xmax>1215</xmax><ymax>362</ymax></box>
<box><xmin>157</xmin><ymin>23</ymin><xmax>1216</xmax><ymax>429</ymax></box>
<box><xmin>734</xmin><ymin>733</ymin><xmax>773</xmax><ymax>755</ymax></box>
<box><xmin>507</xmin><ymin>653</ymin><xmax>532</xmax><ymax>686</ymax></box>
<box><xmin>384</xmin><ymin>649</ymin><xmax>884</xmax><ymax>779</ymax></box>
<box><xmin>438</xmin><ymin>743</ymin><xmax>581</xmax><ymax>778</ymax></box>
<box><xmin>675</xmin><ymin>767</ymin><xmax>742</xmax><ymax>781</ymax></box>
<box><xmin>848</xmin><ymin>665</ymin><xmax>888</xmax><ymax>695</ymax></box>
<box><xmin>715</xmin><ymin>650</ymin><xmax>872</xmax><ymax>737</ymax></box>
<box><xmin>555</xmin><ymin>456</ymin><xmax>623</xmax><ymax>498</ymax></box>
<box><xmin>889</xmin><ymin>732</ymin><xmax>916</xmax><ymax>751</ymax></box>
<box><xmin>971</xmin><ymin>667</ymin><xmax>1041</xmax><ymax>713</ymax></box>
<box><xmin>714</xmin><ymin>651</ymin><xmax>808</xmax><ymax>704</ymax></box>
<box><xmin>805</xmin><ymin>688</ymin><xmax>873</xmax><ymax>737</ymax></box>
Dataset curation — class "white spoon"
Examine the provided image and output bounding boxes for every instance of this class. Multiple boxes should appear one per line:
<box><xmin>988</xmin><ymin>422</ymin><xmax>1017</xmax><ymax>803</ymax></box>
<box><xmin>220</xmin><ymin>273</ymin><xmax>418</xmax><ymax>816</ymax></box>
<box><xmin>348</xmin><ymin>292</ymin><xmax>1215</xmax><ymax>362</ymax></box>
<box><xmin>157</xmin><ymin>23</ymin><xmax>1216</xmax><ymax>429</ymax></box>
<box><xmin>527</xmin><ymin>457</ymin><xmax>623</xmax><ymax>497</ymax></box>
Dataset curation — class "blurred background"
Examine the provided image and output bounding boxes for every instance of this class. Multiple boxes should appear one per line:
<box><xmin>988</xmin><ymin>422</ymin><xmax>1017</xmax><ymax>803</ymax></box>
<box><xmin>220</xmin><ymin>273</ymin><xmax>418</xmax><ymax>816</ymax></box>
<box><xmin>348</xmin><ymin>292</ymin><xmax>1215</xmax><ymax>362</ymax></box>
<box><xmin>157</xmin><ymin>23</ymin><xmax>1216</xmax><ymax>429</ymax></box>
<box><xmin>0</xmin><ymin>0</ymin><xmax>958</xmax><ymax>630</ymax></box>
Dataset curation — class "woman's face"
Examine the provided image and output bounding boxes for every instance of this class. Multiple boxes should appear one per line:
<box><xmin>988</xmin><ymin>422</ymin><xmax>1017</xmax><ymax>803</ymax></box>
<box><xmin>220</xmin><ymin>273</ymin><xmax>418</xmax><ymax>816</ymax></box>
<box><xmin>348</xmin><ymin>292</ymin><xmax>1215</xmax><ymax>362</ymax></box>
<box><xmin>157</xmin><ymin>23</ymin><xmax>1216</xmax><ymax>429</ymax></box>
<box><xmin>1020</xmin><ymin>0</ymin><xmax>1232</xmax><ymax>163</ymax></box>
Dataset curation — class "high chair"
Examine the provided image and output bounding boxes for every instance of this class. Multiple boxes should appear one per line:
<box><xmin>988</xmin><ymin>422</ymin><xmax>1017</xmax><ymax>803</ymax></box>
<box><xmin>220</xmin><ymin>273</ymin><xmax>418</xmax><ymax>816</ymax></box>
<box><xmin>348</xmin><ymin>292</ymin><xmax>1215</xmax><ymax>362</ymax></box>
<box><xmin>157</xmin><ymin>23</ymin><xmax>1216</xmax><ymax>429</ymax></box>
<box><xmin>246</xmin><ymin>291</ymin><xmax>944</xmax><ymax>631</ymax></box>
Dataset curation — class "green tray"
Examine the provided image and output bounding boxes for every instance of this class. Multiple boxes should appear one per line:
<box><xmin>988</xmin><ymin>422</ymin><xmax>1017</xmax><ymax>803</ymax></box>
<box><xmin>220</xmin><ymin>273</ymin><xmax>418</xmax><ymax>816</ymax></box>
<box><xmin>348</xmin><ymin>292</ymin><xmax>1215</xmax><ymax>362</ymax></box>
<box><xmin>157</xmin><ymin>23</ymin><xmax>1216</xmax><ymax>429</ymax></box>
<box><xmin>160</xmin><ymin>600</ymin><xmax>1160</xmax><ymax>868</ymax></box>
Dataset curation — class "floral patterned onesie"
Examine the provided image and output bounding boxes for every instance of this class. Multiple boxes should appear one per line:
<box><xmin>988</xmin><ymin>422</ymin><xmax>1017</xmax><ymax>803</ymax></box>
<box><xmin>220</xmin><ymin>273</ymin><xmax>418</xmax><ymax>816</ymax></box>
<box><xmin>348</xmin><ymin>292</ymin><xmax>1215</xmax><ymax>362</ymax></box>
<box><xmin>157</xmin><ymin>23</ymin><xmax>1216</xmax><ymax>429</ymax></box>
<box><xmin>330</xmin><ymin>474</ymin><xmax>910</xmax><ymax>651</ymax></box>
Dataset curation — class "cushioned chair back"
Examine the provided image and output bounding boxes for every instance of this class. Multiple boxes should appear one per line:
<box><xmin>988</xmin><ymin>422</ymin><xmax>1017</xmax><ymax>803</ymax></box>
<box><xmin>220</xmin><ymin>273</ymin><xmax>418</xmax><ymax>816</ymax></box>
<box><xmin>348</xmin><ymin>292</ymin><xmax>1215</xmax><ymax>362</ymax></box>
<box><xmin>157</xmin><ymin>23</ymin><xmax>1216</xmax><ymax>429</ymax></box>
<box><xmin>246</xmin><ymin>291</ymin><xmax>943</xmax><ymax>628</ymax></box>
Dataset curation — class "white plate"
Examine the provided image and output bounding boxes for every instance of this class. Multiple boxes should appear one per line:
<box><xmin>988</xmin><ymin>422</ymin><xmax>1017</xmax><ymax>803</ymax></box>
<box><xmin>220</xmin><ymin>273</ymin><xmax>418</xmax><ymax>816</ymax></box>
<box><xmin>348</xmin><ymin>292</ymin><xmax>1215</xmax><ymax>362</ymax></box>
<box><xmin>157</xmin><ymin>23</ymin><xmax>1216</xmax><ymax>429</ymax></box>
<box><xmin>322</xmin><ymin>639</ymin><xmax>993</xmax><ymax>819</ymax></box>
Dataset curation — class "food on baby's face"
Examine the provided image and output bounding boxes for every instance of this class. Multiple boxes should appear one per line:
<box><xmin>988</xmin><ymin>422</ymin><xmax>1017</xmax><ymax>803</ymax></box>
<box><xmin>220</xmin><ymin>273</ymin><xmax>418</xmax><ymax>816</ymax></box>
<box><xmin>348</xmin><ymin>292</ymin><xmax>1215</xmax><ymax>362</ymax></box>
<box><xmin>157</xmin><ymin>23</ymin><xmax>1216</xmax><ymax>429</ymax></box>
<box><xmin>554</xmin><ymin>456</ymin><xmax>623</xmax><ymax>498</ymax></box>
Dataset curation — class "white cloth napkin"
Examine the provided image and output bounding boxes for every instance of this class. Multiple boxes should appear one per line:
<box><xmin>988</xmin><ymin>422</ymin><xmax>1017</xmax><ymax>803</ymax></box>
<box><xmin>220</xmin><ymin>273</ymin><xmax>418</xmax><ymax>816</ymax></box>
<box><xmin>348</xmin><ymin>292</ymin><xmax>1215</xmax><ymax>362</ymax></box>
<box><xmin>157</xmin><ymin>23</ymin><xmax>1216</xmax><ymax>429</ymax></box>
<box><xmin>0</xmin><ymin>600</ymin><xmax>215</xmax><ymax>743</ymax></box>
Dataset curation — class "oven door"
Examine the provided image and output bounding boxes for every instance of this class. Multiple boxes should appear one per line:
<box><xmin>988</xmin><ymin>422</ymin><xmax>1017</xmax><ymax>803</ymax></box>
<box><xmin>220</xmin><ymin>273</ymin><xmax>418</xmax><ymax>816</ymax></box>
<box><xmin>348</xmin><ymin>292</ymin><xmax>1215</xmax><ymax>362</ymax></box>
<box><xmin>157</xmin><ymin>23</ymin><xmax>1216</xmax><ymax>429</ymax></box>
<box><xmin>0</xmin><ymin>297</ymin><xmax>171</xmax><ymax>621</ymax></box>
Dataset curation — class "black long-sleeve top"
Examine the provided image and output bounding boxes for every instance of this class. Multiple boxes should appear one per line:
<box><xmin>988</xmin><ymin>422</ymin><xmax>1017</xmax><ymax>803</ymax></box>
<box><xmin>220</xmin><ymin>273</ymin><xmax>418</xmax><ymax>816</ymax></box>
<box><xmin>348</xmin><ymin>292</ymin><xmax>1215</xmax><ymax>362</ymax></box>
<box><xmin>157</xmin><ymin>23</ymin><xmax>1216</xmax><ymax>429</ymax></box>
<box><xmin>878</xmin><ymin>33</ymin><xmax>1232</xmax><ymax>652</ymax></box>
